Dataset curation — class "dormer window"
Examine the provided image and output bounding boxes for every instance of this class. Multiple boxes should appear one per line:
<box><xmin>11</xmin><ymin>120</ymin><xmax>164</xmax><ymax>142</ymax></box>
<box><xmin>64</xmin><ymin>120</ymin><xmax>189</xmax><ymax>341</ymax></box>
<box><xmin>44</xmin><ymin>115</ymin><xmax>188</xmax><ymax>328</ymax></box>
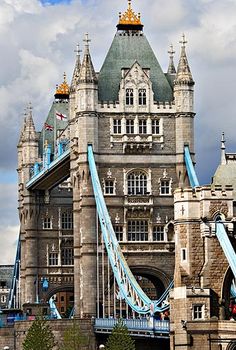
<box><xmin>138</xmin><ymin>89</ymin><xmax>146</xmax><ymax>105</ymax></box>
<box><xmin>126</xmin><ymin>89</ymin><xmax>134</xmax><ymax>105</ymax></box>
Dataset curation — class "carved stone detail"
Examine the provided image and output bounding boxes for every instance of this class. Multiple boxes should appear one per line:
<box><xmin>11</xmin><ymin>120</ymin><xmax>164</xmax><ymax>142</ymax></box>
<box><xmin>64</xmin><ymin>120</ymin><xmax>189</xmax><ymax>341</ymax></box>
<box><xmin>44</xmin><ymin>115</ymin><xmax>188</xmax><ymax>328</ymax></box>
<box><xmin>208</xmin><ymin>201</ymin><xmax>228</xmax><ymax>220</ymax></box>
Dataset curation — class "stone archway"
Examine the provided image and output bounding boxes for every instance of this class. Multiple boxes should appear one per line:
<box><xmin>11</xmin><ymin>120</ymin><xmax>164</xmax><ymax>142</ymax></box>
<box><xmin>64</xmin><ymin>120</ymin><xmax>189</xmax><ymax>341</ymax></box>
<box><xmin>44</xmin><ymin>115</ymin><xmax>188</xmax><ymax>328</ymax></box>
<box><xmin>222</xmin><ymin>267</ymin><xmax>234</xmax><ymax>320</ymax></box>
<box><xmin>46</xmin><ymin>285</ymin><xmax>74</xmax><ymax>318</ymax></box>
<box><xmin>227</xmin><ymin>341</ymin><xmax>236</xmax><ymax>350</ymax></box>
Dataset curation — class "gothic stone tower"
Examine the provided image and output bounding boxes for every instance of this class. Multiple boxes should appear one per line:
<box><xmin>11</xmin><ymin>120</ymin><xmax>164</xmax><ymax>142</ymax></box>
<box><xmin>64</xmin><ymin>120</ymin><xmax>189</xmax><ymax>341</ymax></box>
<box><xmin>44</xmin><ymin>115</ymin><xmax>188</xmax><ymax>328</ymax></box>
<box><xmin>18</xmin><ymin>1</ymin><xmax>195</xmax><ymax>321</ymax></box>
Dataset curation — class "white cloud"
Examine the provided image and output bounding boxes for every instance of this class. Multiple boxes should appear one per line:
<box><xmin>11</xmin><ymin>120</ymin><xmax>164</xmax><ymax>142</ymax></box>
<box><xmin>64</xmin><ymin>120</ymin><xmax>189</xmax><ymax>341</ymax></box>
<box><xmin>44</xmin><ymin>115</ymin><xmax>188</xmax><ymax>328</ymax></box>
<box><xmin>0</xmin><ymin>225</ymin><xmax>19</xmax><ymax>265</ymax></box>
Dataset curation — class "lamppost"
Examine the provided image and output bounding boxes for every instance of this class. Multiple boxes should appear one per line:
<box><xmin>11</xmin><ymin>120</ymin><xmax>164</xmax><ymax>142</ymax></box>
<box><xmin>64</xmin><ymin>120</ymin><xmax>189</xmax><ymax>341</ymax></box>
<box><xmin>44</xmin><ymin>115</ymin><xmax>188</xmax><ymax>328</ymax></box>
<box><xmin>3</xmin><ymin>346</ymin><xmax>10</xmax><ymax>350</ymax></box>
<box><xmin>99</xmin><ymin>345</ymin><xmax>105</xmax><ymax>349</ymax></box>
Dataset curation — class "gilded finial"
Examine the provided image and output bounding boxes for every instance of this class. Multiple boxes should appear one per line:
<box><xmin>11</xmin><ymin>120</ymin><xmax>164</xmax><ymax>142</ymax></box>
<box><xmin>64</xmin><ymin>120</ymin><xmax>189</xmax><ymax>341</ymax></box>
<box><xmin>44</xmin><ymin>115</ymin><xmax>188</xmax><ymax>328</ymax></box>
<box><xmin>118</xmin><ymin>0</ymin><xmax>142</xmax><ymax>26</ymax></box>
<box><xmin>55</xmin><ymin>73</ymin><xmax>69</xmax><ymax>96</ymax></box>
<box><xmin>74</xmin><ymin>43</ymin><xmax>82</xmax><ymax>57</ymax></box>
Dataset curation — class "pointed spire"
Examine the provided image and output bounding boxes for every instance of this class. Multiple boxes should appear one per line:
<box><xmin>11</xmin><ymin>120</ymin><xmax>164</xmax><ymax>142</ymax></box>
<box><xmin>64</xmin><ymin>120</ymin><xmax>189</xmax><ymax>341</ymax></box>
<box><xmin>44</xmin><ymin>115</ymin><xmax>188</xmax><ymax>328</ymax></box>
<box><xmin>167</xmin><ymin>44</ymin><xmax>176</xmax><ymax>75</ymax></box>
<box><xmin>71</xmin><ymin>43</ymin><xmax>82</xmax><ymax>92</ymax></box>
<box><xmin>78</xmin><ymin>33</ymin><xmax>97</xmax><ymax>84</ymax></box>
<box><xmin>221</xmin><ymin>132</ymin><xmax>226</xmax><ymax>165</ymax></box>
<box><xmin>22</xmin><ymin>103</ymin><xmax>37</xmax><ymax>142</ymax></box>
<box><xmin>175</xmin><ymin>34</ymin><xmax>194</xmax><ymax>85</ymax></box>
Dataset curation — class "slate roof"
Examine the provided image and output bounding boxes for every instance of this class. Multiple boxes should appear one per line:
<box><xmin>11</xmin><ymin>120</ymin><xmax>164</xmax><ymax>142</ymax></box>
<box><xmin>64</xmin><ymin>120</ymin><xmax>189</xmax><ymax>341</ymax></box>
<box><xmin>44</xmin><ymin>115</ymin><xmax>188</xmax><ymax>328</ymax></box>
<box><xmin>98</xmin><ymin>32</ymin><xmax>173</xmax><ymax>102</ymax></box>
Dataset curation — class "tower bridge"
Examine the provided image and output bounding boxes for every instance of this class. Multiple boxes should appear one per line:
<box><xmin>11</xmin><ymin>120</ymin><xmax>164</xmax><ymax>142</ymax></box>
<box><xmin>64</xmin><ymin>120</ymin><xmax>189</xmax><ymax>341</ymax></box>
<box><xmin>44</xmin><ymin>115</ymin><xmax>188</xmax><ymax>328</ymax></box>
<box><xmin>5</xmin><ymin>1</ymin><xmax>236</xmax><ymax>349</ymax></box>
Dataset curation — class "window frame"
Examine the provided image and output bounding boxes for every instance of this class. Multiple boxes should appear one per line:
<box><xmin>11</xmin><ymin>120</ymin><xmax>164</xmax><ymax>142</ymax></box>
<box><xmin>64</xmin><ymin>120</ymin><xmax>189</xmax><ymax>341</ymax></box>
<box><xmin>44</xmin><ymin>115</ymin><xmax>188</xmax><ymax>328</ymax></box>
<box><xmin>61</xmin><ymin>211</ymin><xmax>73</xmax><ymax>230</ymax></box>
<box><xmin>153</xmin><ymin>226</ymin><xmax>165</xmax><ymax>241</ymax></box>
<box><xmin>126</xmin><ymin>88</ymin><xmax>134</xmax><ymax>106</ymax></box>
<box><xmin>160</xmin><ymin>179</ymin><xmax>171</xmax><ymax>196</ymax></box>
<box><xmin>114</xmin><ymin>225</ymin><xmax>123</xmax><ymax>241</ymax></box>
<box><xmin>193</xmin><ymin>304</ymin><xmax>204</xmax><ymax>320</ymax></box>
<box><xmin>138</xmin><ymin>89</ymin><xmax>147</xmax><ymax>106</ymax></box>
<box><xmin>61</xmin><ymin>247</ymin><xmax>74</xmax><ymax>266</ymax></box>
<box><xmin>139</xmin><ymin>119</ymin><xmax>147</xmax><ymax>134</ymax></box>
<box><xmin>126</xmin><ymin>119</ymin><xmax>134</xmax><ymax>134</ymax></box>
<box><xmin>152</xmin><ymin>119</ymin><xmax>160</xmax><ymax>135</ymax></box>
<box><xmin>43</xmin><ymin>217</ymin><xmax>52</xmax><ymax>230</ymax></box>
<box><xmin>127</xmin><ymin>171</ymin><xmax>148</xmax><ymax>196</ymax></box>
<box><xmin>113</xmin><ymin>119</ymin><xmax>122</xmax><ymax>134</ymax></box>
<box><xmin>48</xmin><ymin>252</ymin><xmax>58</xmax><ymax>266</ymax></box>
<box><xmin>127</xmin><ymin>220</ymin><xmax>149</xmax><ymax>241</ymax></box>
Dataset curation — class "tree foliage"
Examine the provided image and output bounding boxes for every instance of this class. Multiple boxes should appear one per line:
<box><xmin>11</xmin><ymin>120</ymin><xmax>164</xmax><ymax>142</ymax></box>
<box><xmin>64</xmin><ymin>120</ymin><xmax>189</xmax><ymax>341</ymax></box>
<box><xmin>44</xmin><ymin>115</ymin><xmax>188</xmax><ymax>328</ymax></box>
<box><xmin>60</xmin><ymin>320</ymin><xmax>89</xmax><ymax>350</ymax></box>
<box><xmin>105</xmin><ymin>320</ymin><xmax>135</xmax><ymax>350</ymax></box>
<box><xmin>23</xmin><ymin>317</ymin><xmax>56</xmax><ymax>350</ymax></box>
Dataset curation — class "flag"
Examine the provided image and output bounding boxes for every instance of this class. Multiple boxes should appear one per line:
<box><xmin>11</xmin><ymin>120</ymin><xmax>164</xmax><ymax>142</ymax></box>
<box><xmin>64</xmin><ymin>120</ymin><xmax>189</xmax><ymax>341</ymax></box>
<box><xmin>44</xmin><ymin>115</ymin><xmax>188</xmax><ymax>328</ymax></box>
<box><xmin>56</xmin><ymin>111</ymin><xmax>67</xmax><ymax>121</ymax></box>
<box><xmin>44</xmin><ymin>123</ymin><xmax>53</xmax><ymax>131</ymax></box>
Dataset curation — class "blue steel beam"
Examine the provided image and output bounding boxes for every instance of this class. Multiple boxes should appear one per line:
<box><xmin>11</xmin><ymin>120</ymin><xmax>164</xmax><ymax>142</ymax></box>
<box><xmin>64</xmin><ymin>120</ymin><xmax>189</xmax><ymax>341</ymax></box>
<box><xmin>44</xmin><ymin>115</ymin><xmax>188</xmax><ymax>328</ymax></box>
<box><xmin>88</xmin><ymin>145</ymin><xmax>173</xmax><ymax>315</ymax></box>
<box><xmin>216</xmin><ymin>222</ymin><xmax>236</xmax><ymax>280</ymax></box>
<box><xmin>8</xmin><ymin>236</ymin><xmax>21</xmax><ymax>308</ymax></box>
<box><xmin>184</xmin><ymin>146</ymin><xmax>199</xmax><ymax>188</ymax></box>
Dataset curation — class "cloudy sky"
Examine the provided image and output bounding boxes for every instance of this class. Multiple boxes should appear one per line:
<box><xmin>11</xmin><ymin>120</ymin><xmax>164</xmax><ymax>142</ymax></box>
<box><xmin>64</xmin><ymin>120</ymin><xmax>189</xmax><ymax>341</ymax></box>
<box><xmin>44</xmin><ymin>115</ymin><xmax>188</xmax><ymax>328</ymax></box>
<box><xmin>0</xmin><ymin>0</ymin><xmax>236</xmax><ymax>264</ymax></box>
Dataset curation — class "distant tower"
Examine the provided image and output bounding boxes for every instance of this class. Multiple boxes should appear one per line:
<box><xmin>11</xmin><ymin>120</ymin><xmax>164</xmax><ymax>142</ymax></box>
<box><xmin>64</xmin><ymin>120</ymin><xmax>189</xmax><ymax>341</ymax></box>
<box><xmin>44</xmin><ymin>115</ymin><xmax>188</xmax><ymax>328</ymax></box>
<box><xmin>174</xmin><ymin>34</ymin><xmax>195</xmax><ymax>186</ymax></box>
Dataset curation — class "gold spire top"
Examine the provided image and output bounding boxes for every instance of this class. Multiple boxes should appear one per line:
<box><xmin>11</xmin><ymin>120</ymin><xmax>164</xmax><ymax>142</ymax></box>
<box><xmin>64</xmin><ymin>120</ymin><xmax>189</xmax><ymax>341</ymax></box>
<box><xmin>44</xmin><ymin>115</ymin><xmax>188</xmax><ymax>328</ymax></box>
<box><xmin>118</xmin><ymin>0</ymin><xmax>142</xmax><ymax>26</ymax></box>
<box><xmin>55</xmin><ymin>73</ymin><xmax>69</xmax><ymax>96</ymax></box>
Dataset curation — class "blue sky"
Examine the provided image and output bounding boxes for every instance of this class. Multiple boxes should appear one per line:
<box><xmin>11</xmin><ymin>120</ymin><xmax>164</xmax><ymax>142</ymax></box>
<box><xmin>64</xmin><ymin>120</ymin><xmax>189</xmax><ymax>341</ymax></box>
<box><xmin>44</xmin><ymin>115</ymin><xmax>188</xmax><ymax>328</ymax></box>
<box><xmin>0</xmin><ymin>0</ymin><xmax>236</xmax><ymax>264</ymax></box>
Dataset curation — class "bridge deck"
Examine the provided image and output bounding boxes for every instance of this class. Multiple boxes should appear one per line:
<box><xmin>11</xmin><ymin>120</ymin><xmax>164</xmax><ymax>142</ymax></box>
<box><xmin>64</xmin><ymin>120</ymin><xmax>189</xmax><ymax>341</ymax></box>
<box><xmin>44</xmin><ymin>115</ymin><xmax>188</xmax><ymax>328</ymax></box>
<box><xmin>94</xmin><ymin>318</ymin><xmax>170</xmax><ymax>338</ymax></box>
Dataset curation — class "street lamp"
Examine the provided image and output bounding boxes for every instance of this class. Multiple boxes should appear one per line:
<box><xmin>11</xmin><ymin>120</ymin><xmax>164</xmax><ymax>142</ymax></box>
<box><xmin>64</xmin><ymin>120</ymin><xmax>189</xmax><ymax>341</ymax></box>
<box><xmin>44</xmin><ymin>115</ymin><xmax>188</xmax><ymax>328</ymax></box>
<box><xmin>3</xmin><ymin>346</ymin><xmax>10</xmax><ymax>350</ymax></box>
<box><xmin>99</xmin><ymin>345</ymin><xmax>105</xmax><ymax>349</ymax></box>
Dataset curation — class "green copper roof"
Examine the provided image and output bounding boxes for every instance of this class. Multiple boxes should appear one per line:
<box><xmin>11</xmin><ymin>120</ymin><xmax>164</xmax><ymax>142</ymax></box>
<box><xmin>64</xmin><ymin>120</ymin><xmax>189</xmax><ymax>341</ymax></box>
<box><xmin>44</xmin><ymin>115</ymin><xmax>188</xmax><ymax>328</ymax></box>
<box><xmin>98</xmin><ymin>32</ymin><xmax>173</xmax><ymax>102</ymax></box>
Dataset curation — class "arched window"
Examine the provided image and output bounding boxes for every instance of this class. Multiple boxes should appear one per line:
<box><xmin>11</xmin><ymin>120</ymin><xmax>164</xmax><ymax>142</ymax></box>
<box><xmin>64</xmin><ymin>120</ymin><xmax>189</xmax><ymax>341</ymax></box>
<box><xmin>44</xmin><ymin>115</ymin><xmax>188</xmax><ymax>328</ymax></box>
<box><xmin>127</xmin><ymin>171</ymin><xmax>148</xmax><ymax>195</ymax></box>
<box><xmin>126</xmin><ymin>89</ymin><xmax>134</xmax><ymax>105</ymax></box>
<box><xmin>138</xmin><ymin>89</ymin><xmax>146</xmax><ymax>105</ymax></box>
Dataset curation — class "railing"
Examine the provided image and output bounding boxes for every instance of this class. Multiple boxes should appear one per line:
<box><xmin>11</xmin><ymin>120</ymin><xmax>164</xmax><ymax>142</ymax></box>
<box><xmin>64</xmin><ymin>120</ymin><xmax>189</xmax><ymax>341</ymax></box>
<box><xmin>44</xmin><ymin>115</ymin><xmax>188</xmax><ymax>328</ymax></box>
<box><xmin>94</xmin><ymin>318</ymin><xmax>170</xmax><ymax>335</ymax></box>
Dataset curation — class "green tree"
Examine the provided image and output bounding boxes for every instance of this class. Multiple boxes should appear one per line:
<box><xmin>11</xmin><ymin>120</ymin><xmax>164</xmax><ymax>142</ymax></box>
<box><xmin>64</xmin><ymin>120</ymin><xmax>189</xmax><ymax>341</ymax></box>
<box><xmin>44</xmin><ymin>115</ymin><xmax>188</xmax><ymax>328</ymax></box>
<box><xmin>23</xmin><ymin>317</ymin><xmax>56</xmax><ymax>350</ymax></box>
<box><xmin>105</xmin><ymin>320</ymin><xmax>135</xmax><ymax>350</ymax></box>
<box><xmin>60</xmin><ymin>320</ymin><xmax>89</xmax><ymax>350</ymax></box>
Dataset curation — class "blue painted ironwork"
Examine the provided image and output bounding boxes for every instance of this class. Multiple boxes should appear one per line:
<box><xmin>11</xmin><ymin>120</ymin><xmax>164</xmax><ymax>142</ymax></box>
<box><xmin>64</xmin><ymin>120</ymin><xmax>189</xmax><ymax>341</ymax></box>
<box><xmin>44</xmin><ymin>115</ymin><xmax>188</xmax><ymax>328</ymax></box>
<box><xmin>184</xmin><ymin>146</ymin><xmax>199</xmax><ymax>187</ymax></box>
<box><xmin>26</xmin><ymin>148</ymin><xmax>70</xmax><ymax>189</ymax></box>
<box><xmin>216</xmin><ymin>222</ymin><xmax>236</xmax><ymax>280</ymax></box>
<box><xmin>231</xmin><ymin>279</ymin><xmax>236</xmax><ymax>298</ymax></box>
<box><xmin>88</xmin><ymin>145</ymin><xmax>173</xmax><ymax>315</ymax></box>
<box><xmin>8</xmin><ymin>236</ymin><xmax>21</xmax><ymax>308</ymax></box>
<box><xmin>49</xmin><ymin>297</ymin><xmax>62</xmax><ymax>319</ymax></box>
<box><xmin>94</xmin><ymin>318</ymin><xmax>170</xmax><ymax>336</ymax></box>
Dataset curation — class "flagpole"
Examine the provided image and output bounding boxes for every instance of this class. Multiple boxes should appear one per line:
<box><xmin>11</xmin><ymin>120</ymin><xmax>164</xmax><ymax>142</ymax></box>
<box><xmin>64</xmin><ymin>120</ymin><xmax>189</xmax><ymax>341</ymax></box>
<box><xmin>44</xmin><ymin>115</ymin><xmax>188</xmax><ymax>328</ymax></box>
<box><xmin>54</xmin><ymin>112</ymin><xmax>57</xmax><ymax>158</ymax></box>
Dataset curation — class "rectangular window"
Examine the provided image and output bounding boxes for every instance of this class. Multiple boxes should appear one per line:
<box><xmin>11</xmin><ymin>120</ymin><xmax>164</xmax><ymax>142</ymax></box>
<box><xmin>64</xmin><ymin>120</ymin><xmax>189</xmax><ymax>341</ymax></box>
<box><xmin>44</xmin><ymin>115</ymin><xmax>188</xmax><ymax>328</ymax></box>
<box><xmin>104</xmin><ymin>180</ymin><xmax>115</xmax><ymax>195</ymax></box>
<box><xmin>152</xmin><ymin>119</ymin><xmax>160</xmax><ymax>135</ymax></box>
<box><xmin>126</xmin><ymin>119</ymin><xmax>134</xmax><ymax>134</ymax></box>
<box><xmin>160</xmin><ymin>180</ymin><xmax>171</xmax><ymax>195</ymax></box>
<box><xmin>181</xmin><ymin>248</ymin><xmax>187</xmax><ymax>262</ymax></box>
<box><xmin>153</xmin><ymin>226</ymin><xmax>165</xmax><ymax>241</ymax></box>
<box><xmin>126</xmin><ymin>89</ymin><xmax>134</xmax><ymax>105</ymax></box>
<box><xmin>61</xmin><ymin>248</ymin><xmax>74</xmax><ymax>265</ymax></box>
<box><xmin>193</xmin><ymin>305</ymin><xmax>204</xmax><ymax>320</ymax></box>
<box><xmin>128</xmin><ymin>220</ymin><xmax>148</xmax><ymax>241</ymax></box>
<box><xmin>113</xmin><ymin>119</ymin><xmax>122</xmax><ymax>134</ymax></box>
<box><xmin>49</xmin><ymin>252</ymin><xmax>58</xmax><ymax>266</ymax></box>
<box><xmin>114</xmin><ymin>226</ymin><xmax>123</xmax><ymax>241</ymax></box>
<box><xmin>61</xmin><ymin>212</ymin><xmax>73</xmax><ymax>230</ymax></box>
<box><xmin>43</xmin><ymin>217</ymin><xmax>52</xmax><ymax>229</ymax></box>
<box><xmin>139</xmin><ymin>119</ymin><xmax>147</xmax><ymax>134</ymax></box>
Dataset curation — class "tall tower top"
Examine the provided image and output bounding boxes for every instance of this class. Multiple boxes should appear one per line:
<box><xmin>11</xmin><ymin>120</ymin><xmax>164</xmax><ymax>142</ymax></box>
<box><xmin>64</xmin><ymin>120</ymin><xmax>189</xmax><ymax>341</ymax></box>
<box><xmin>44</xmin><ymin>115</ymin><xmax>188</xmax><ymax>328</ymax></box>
<box><xmin>71</xmin><ymin>43</ymin><xmax>82</xmax><ymax>92</ymax></box>
<box><xmin>78</xmin><ymin>33</ymin><xmax>97</xmax><ymax>84</ymax></box>
<box><xmin>117</xmin><ymin>0</ymin><xmax>143</xmax><ymax>31</ymax></box>
<box><xmin>167</xmin><ymin>44</ymin><xmax>176</xmax><ymax>75</ymax></box>
<box><xmin>175</xmin><ymin>34</ymin><xmax>194</xmax><ymax>85</ymax></box>
<box><xmin>221</xmin><ymin>132</ymin><xmax>226</xmax><ymax>165</ymax></box>
<box><xmin>55</xmin><ymin>73</ymin><xmax>70</xmax><ymax>99</ymax></box>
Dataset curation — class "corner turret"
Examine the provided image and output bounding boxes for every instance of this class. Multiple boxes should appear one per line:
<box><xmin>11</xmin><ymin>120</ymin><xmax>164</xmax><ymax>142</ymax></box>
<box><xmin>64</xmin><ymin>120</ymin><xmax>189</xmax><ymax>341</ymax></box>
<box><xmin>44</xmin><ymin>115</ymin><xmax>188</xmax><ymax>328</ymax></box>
<box><xmin>174</xmin><ymin>34</ymin><xmax>194</xmax><ymax>113</ymax></box>
<box><xmin>76</xmin><ymin>34</ymin><xmax>98</xmax><ymax>112</ymax></box>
